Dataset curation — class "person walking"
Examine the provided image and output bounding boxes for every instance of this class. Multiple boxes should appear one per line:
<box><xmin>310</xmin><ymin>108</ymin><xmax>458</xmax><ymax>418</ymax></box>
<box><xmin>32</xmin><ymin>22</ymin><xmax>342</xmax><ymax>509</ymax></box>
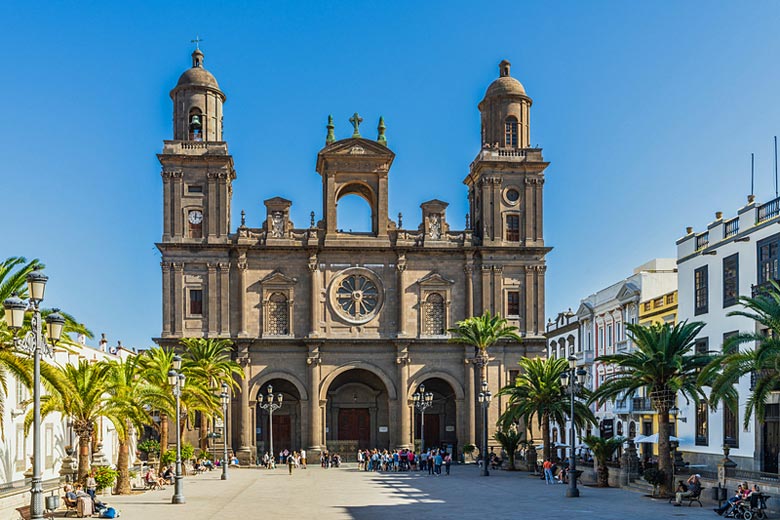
<box><xmin>301</xmin><ymin>449</ymin><xmax>307</xmax><ymax>469</ymax></box>
<box><xmin>434</xmin><ymin>451</ymin><xmax>443</xmax><ymax>476</ymax></box>
<box><xmin>543</xmin><ymin>459</ymin><xmax>554</xmax><ymax>485</ymax></box>
<box><xmin>288</xmin><ymin>453</ymin><xmax>295</xmax><ymax>475</ymax></box>
<box><xmin>444</xmin><ymin>452</ymin><xmax>452</xmax><ymax>475</ymax></box>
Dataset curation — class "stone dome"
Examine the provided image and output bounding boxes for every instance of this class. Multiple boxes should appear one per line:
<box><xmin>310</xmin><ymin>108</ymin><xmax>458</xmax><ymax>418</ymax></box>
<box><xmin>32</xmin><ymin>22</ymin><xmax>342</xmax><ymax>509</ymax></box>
<box><xmin>175</xmin><ymin>49</ymin><xmax>221</xmax><ymax>90</ymax></box>
<box><xmin>483</xmin><ymin>60</ymin><xmax>526</xmax><ymax>98</ymax></box>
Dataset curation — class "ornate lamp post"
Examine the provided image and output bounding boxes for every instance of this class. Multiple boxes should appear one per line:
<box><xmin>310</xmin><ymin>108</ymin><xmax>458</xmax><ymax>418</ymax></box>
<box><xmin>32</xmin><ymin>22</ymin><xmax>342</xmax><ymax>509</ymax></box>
<box><xmin>477</xmin><ymin>380</ymin><xmax>492</xmax><ymax>477</ymax></box>
<box><xmin>3</xmin><ymin>269</ymin><xmax>65</xmax><ymax>520</ymax></box>
<box><xmin>560</xmin><ymin>355</ymin><xmax>587</xmax><ymax>498</ymax></box>
<box><xmin>168</xmin><ymin>355</ymin><xmax>186</xmax><ymax>504</ymax></box>
<box><xmin>412</xmin><ymin>385</ymin><xmax>434</xmax><ymax>453</ymax></box>
<box><xmin>257</xmin><ymin>385</ymin><xmax>283</xmax><ymax>468</ymax></box>
<box><xmin>220</xmin><ymin>382</ymin><xmax>230</xmax><ymax>480</ymax></box>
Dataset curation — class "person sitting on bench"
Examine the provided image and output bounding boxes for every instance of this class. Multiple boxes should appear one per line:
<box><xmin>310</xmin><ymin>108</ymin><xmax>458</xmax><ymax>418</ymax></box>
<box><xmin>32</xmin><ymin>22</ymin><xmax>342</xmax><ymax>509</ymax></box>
<box><xmin>673</xmin><ymin>474</ymin><xmax>702</xmax><ymax>506</ymax></box>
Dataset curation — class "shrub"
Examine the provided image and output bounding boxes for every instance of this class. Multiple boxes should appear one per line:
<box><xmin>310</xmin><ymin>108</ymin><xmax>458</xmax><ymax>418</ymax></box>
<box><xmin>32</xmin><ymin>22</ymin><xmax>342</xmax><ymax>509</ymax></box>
<box><xmin>137</xmin><ymin>439</ymin><xmax>160</xmax><ymax>455</ymax></box>
<box><xmin>462</xmin><ymin>444</ymin><xmax>477</xmax><ymax>455</ymax></box>
<box><xmin>161</xmin><ymin>442</ymin><xmax>195</xmax><ymax>465</ymax></box>
<box><xmin>93</xmin><ymin>466</ymin><xmax>119</xmax><ymax>492</ymax></box>
<box><xmin>643</xmin><ymin>467</ymin><xmax>666</xmax><ymax>496</ymax></box>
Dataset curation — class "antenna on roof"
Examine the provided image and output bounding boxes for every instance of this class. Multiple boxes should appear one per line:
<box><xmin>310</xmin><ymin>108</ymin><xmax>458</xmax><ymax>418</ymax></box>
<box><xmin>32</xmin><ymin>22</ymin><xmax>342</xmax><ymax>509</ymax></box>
<box><xmin>751</xmin><ymin>152</ymin><xmax>755</xmax><ymax>197</ymax></box>
<box><xmin>774</xmin><ymin>136</ymin><xmax>778</xmax><ymax>198</ymax></box>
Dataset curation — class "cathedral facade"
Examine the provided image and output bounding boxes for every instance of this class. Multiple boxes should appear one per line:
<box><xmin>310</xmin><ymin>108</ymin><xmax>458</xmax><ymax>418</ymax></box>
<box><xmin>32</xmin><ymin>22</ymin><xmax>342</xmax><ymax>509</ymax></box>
<box><xmin>156</xmin><ymin>49</ymin><xmax>550</xmax><ymax>463</ymax></box>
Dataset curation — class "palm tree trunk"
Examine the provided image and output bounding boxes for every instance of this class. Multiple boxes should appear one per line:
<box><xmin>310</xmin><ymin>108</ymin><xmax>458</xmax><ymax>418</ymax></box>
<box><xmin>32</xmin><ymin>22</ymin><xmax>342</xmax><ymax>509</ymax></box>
<box><xmin>159</xmin><ymin>413</ymin><xmax>168</xmax><ymax>472</ymax></box>
<box><xmin>200</xmin><ymin>413</ymin><xmax>208</xmax><ymax>452</ymax></box>
<box><xmin>115</xmin><ymin>439</ymin><xmax>131</xmax><ymax>494</ymax></box>
<box><xmin>597</xmin><ymin>465</ymin><xmax>610</xmax><ymax>487</ymax></box>
<box><xmin>657</xmin><ymin>408</ymin><xmax>672</xmax><ymax>496</ymax></box>
<box><xmin>542</xmin><ymin>413</ymin><xmax>551</xmax><ymax>462</ymax></box>
<box><xmin>78</xmin><ymin>432</ymin><xmax>91</xmax><ymax>484</ymax></box>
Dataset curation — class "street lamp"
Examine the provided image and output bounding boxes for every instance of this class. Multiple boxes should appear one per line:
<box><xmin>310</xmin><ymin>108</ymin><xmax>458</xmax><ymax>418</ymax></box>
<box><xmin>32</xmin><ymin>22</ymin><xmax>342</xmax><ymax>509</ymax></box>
<box><xmin>220</xmin><ymin>382</ymin><xmax>230</xmax><ymax>480</ymax></box>
<box><xmin>257</xmin><ymin>384</ymin><xmax>283</xmax><ymax>468</ymax></box>
<box><xmin>560</xmin><ymin>355</ymin><xmax>587</xmax><ymax>498</ymax></box>
<box><xmin>3</xmin><ymin>268</ymin><xmax>64</xmax><ymax>520</ymax></box>
<box><xmin>412</xmin><ymin>385</ymin><xmax>434</xmax><ymax>453</ymax></box>
<box><xmin>477</xmin><ymin>380</ymin><xmax>492</xmax><ymax>477</ymax></box>
<box><xmin>168</xmin><ymin>355</ymin><xmax>185</xmax><ymax>504</ymax></box>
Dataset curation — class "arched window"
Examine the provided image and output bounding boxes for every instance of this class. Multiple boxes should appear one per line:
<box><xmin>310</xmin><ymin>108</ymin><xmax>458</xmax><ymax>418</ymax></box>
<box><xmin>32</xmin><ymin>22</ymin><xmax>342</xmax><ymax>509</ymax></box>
<box><xmin>423</xmin><ymin>293</ymin><xmax>445</xmax><ymax>336</ymax></box>
<box><xmin>267</xmin><ymin>293</ymin><xmax>289</xmax><ymax>335</ymax></box>
<box><xmin>504</xmin><ymin>116</ymin><xmax>518</xmax><ymax>148</ymax></box>
<box><xmin>189</xmin><ymin>108</ymin><xmax>203</xmax><ymax>141</ymax></box>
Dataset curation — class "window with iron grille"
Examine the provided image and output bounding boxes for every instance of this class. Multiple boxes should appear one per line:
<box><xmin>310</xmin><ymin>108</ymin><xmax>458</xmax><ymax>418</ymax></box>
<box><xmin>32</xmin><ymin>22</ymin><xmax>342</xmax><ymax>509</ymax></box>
<box><xmin>423</xmin><ymin>293</ymin><xmax>445</xmax><ymax>335</ymax></box>
<box><xmin>694</xmin><ymin>266</ymin><xmax>708</xmax><ymax>315</ymax></box>
<box><xmin>506</xmin><ymin>215</ymin><xmax>520</xmax><ymax>241</ymax></box>
<box><xmin>694</xmin><ymin>337</ymin><xmax>709</xmax><ymax>355</ymax></box>
<box><xmin>267</xmin><ymin>292</ymin><xmax>289</xmax><ymax>335</ymax></box>
<box><xmin>758</xmin><ymin>233</ymin><xmax>780</xmax><ymax>285</ymax></box>
<box><xmin>504</xmin><ymin>117</ymin><xmax>518</xmax><ymax>147</ymax></box>
<box><xmin>723</xmin><ymin>253</ymin><xmax>739</xmax><ymax>308</ymax></box>
<box><xmin>723</xmin><ymin>400</ymin><xmax>739</xmax><ymax>448</ymax></box>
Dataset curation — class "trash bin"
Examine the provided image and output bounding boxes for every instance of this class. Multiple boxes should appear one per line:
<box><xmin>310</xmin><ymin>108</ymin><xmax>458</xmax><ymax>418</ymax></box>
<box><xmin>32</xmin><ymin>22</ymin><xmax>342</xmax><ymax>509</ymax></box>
<box><xmin>45</xmin><ymin>494</ymin><xmax>60</xmax><ymax>511</ymax></box>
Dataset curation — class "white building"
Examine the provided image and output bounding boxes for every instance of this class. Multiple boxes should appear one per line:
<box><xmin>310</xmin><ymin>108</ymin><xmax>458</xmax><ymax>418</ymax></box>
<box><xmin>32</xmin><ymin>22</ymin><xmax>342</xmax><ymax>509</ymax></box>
<box><xmin>576</xmin><ymin>259</ymin><xmax>677</xmax><ymax>448</ymax></box>
<box><xmin>676</xmin><ymin>196</ymin><xmax>780</xmax><ymax>472</ymax></box>
<box><xmin>0</xmin><ymin>335</ymin><xmax>135</xmax><ymax>485</ymax></box>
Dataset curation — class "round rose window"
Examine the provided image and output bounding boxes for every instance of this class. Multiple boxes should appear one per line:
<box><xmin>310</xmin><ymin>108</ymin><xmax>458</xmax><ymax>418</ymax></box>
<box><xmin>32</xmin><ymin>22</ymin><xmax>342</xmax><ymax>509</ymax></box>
<box><xmin>329</xmin><ymin>268</ymin><xmax>384</xmax><ymax>324</ymax></box>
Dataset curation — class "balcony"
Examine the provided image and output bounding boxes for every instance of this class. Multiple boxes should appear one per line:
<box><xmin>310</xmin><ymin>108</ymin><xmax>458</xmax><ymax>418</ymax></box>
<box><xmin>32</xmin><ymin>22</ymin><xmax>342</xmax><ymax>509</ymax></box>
<box><xmin>724</xmin><ymin>218</ymin><xmax>740</xmax><ymax>238</ymax></box>
<box><xmin>612</xmin><ymin>399</ymin><xmax>633</xmax><ymax>414</ymax></box>
<box><xmin>632</xmin><ymin>397</ymin><xmax>654</xmax><ymax>413</ymax></box>
<box><xmin>576</xmin><ymin>350</ymin><xmax>595</xmax><ymax>363</ymax></box>
<box><xmin>616</xmin><ymin>339</ymin><xmax>629</xmax><ymax>352</ymax></box>
<box><xmin>752</xmin><ymin>279</ymin><xmax>779</xmax><ymax>298</ymax></box>
<box><xmin>757</xmin><ymin>196</ymin><xmax>780</xmax><ymax>224</ymax></box>
<box><xmin>695</xmin><ymin>232</ymin><xmax>710</xmax><ymax>251</ymax></box>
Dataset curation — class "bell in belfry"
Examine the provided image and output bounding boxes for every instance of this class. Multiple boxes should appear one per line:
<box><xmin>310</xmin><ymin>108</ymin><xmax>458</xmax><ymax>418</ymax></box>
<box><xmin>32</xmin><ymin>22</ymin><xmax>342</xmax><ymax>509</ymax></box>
<box><xmin>191</xmin><ymin>114</ymin><xmax>202</xmax><ymax>126</ymax></box>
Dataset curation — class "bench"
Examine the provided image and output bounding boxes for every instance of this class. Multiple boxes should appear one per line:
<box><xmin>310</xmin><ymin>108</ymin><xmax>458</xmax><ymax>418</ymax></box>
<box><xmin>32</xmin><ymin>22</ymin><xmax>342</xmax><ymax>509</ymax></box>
<box><xmin>63</xmin><ymin>496</ymin><xmax>79</xmax><ymax>516</ymax></box>
<box><xmin>670</xmin><ymin>488</ymin><xmax>704</xmax><ymax>507</ymax></box>
<box><xmin>144</xmin><ymin>477</ymin><xmax>162</xmax><ymax>490</ymax></box>
<box><xmin>15</xmin><ymin>505</ymin><xmax>30</xmax><ymax>520</ymax></box>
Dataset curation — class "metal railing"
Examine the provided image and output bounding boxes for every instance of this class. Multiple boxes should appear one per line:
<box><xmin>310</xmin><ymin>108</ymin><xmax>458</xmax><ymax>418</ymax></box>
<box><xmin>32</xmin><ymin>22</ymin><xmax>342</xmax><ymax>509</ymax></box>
<box><xmin>757</xmin><ymin>196</ymin><xmax>780</xmax><ymax>223</ymax></box>
<box><xmin>724</xmin><ymin>218</ymin><xmax>740</xmax><ymax>238</ymax></box>
<box><xmin>730</xmin><ymin>468</ymin><xmax>780</xmax><ymax>484</ymax></box>
<box><xmin>0</xmin><ymin>476</ymin><xmax>63</xmax><ymax>499</ymax></box>
<box><xmin>632</xmin><ymin>397</ymin><xmax>654</xmax><ymax>412</ymax></box>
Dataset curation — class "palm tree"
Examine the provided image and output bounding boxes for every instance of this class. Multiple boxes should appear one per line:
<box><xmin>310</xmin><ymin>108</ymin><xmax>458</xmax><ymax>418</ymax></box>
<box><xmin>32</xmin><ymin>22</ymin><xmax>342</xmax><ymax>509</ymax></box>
<box><xmin>31</xmin><ymin>360</ymin><xmax>112</xmax><ymax>482</ymax></box>
<box><xmin>138</xmin><ymin>348</ymin><xmax>177</xmax><ymax>469</ymax></box>
<box><xmin>498</xmin><ymin>357</ymin><xmax>596</xmax><ymax>463</ymax></box>
<box><xmin>104</xmin><ymin>357</ymin><xmax>164</xmax><ymax>494</ymax></box>
<box><xmin>448</xmin><ymin>312</ymin><xmax>522</xmax><ymax>382</ymax></box>
<box><xmin>583</xmin><ymin>435</ymin><xmax>624</xmax><ymax>487</ymax></box>
<box><xmin>590</xmin><ymin>321</ymin><xmax>712</xmax><ymax>496</ymax></box>
<box><xmin>493</xmin><ymin>427</ymin><xmax>525</xmax><ymax>470</ymax></box>
<box><xmin>704</xmin><ymin>281</ymin><xmax>780</xmax><ymax>427</ymax></box>
<box><xmin>180</xmin><ymin>338</ymin><xmax>243</xmax><ymax>452</ymax></box>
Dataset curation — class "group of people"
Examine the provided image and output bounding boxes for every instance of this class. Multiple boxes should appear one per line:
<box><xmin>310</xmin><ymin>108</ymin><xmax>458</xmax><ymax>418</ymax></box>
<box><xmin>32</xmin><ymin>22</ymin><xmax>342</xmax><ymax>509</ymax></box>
<box><xmin>259</xmin><ymin>449</ymin><xmax>308</xmax><ymax>470</ymax></box>
<box><xmin>541</xmin><ymin>458</ymin><xmax>571</xmax><ymax>485</ymax></box>
<box><xmin>356</xmin><ymin>448</ymin><xmax>452</xmax><ymax>475</ymax></box>
<box><xmin>64</xmin><ymin>482</ymin><xmax>115</xmax><ymax>517</ymax></box>
<box><xmin>713</xmin><ymin>481</ymin><xmax>766</xmax><ymax>517</ymax></box>
<box><xmin>320</xmin><ymin>451</ymin><xmax>341</xmax><ymax>468</ymax></box>
<box><xmin>144</xmin><ymin>466</ymin><xmax>173</xmax><ymax>487</ymax></box>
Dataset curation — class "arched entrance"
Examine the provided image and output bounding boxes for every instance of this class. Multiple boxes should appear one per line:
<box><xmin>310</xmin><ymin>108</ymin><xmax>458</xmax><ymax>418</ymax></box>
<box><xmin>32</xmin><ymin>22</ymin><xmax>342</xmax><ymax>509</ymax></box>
<box><xmin>325</xmin><ymin>368</ymin><xmax>390</xmax><ymax>452</ymax></box>
<box><xmin>411</xmin><ymin>377</ymin><xmax>458</xmax><ymax>453</ymax></box>
<box><xmin>255</xmin><ymin>378</ymin><xmax>302</xmax><ymax>458</ymax></box>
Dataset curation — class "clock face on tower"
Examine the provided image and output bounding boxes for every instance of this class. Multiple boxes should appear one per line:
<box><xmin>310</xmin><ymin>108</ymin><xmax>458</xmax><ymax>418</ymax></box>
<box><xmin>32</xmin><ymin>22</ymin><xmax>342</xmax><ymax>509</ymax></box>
<box><xmin>188</xmin><ymin>210</ymin><xmax>203</xmax><ymax>225</ymax></box>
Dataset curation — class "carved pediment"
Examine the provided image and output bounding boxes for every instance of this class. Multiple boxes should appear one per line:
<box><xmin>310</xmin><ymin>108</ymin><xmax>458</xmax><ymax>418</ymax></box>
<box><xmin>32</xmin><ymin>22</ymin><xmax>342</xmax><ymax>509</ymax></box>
<box><xmin>321</xmin><ymin>137</ymin><xmax>395</xmax><ymax>157</ymax></box>
<box><xmin>576</xmin><ymin>301</ymin><xmax>594</xmax><ymax>318</ymax></box>
<box><xmin>316</xmin><ymin>138</ymin><xmax>396</xmax><ymax>174</ymax></box>
<box><xmin>261</xmin><ymin>270</ymin><xmax>298</xmax><ymax>286</ymax></box>
<box><xmin>417</xmin><ymin>272</ymin><xmax>455</xmax><ymax>286</ymax></box>
<box><xmin>616</xmin><ymin>282</ymin><xmax>640</xmax><ymax>304</ymax></box>
<box><xmin>264</xmin><ymin>196</ymin><xmax>292</xmax><ymax>208</ymax></box>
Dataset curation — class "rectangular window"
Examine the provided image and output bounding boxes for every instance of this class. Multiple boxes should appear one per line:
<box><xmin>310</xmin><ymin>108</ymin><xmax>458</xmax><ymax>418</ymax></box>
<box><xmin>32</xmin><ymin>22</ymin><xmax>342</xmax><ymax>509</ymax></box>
<box><xmin>607</xmin><ymin>324</ymin><xmax>613</xmax><ymax>347</ymax></box>
<box><xmin>505</xmin><ymin>215</ymin><xmax>520</xmax><ymax>242</ymax></box>
<box><xmin>189</xmin><ymin>289</ymin><xmax>203</xmax><ymax>315</ymax></box>
<box><xmin>187</xmin><ymin>185</ymin><xmax>203</xmax><ymax>193</ymax></box>
<box><xmin>758</xmin><ymin>233</ymin><xmax>780</xmax><ymax>285</ymax></box>
<box><xmin>723</xmin><ymin>331</ymin><xmax>738</xmax><ymax>354</ymax></box>
<box><xmin>643</xmin><ymin>302</ymin><xmax>651</xmax><ymax>312</ymax></box>
<box><xmin>507</xmin><ymin>291</ymin><xmax>520</xmax><ymax>316</ymax></box>
<box><xmin>723</xmin><ymin>253</ymin><xmax>739</xmax><ymax>308</ymax></box>
<box><xmin>694</xmin><ymin>337</ymin><xmax>709</xmax><ymax>355</ymax></box>
<box><xmin>695</xmin><ymin>400</ymin><xmax>709</xmax><ymax>446</ymax></box>
<box><xmin>694</xmin><ymin>266</ymin><xmax>709</xmax><ymax>315</ymax></box>
<box><xmin>666</xmin><ymin>293</ymin><xmax>675</xmax><ymax>305</ymax></box>
<box><xmin>723</xmin><ymin>400</ymin><xmax>739</xmax><ymax>448</ymax></box>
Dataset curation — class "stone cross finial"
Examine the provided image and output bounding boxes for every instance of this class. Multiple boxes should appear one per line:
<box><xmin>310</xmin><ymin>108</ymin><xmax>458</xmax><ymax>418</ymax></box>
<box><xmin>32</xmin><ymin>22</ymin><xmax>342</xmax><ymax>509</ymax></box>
<box><xmin>310</xmin><ymin>211</ymin><xmax>316</xmax><ymax>228</ymax></box>
<box><xmin>349</xmin><ymin>112</ymin><xmax>363</xmax><ymax>138</ymax></box>
<box><xmin>326</xmin><ymin>115</ymin><xmax>336</xmax><ymax>145</ymax></box>
<box><xmin>191</xmin><ymin>35</ymin><xmax>204</xmax><ymax>50</ymax></box>
<box><xmin>377</xmin><ymin>116</ymin><xmax>387</xmax><ymax>146</ymax></box>
<box><xmin>240</xmin><ymin>209</ymin><xmax>246</xmax><ymax>227</ymax></box>
<box><xmin>397</xmin><ymin>212</ymin><xmax>403</xmax><ymax>228</ymax></box>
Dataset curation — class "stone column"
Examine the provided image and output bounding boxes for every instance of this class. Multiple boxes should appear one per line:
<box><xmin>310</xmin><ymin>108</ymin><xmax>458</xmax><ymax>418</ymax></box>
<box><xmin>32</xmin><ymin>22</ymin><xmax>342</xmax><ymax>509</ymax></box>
<box><xmin>172</xmin><ymin>262</ymin><xmax>184</xmax><ymax>335</ymax></box>
<box><xmin>396</xmin><ymin>346</ymin><xmax>411</xmax><ymax>449</ymax></box>
<box><xmin>536</xmin><ymin>265</ymin><xmax>546</xmax><ymax>336</ymax></box>
<box><xmin>207</xmin><ymin>172</ymin><xmax>217</xmax><ymax>238</ymax></box>
<box><xmin>464</xmin><ymin>352</ymin><xmax>476</xmax><ymax>447</ymax></box>
<box><xmin>481</xmin><ymin>265</ymin><xmax>492</xmax><ymax>314</ymax></box>
<box><xmin>396</xmin><ymin>253</ymin><xmax>407</xmax><ymax>336</ymax></box>
<box><xmin>308</xmin><ymin>253</ymin><xmax>319</xmax><ymax>337</ymax></box>
<box><xmin>237</xmin><ymin>253</ymin><xmax>248</xmax><ymax>337</ymax></box>
<box><xmin>307</xmin><ymin>347</ymin><xmax>322</xmax><ymax>454</ymax></box>
<box><xmin>207</xmin><ymin>263</ymin><xmax>218</xmax><ymax>336</ymax></box>
<box><xmin>524</xmin><ymin>177</ymin><xmax>533</xmax><ymax>243</ymax></box>
<box><xmin>173</xmin><ymin>173</ymin><xmax>183</xmax><ymax>239</ymax></box>
<box><xmin>161</xmin><ymin>172</ymin><xmax>172</xmax><ymax>241</ymax></box>
<box><xmin>464</xmin><ymin>264</ymin><xmax>474</xmax><ymax>318</ymax></box>
<box><xmin>236</xmin><ymin>355</ymin><xmax>254</xmax><ymax>465</ymax></box>
<box><xmin>535</xmin><ymin>178</ymin><xmax>544</xmax><ymax>242</ymax></box>
<box><xmin>218</xmin><ymin>262</ymin><xmax>230</xmax><ymax>336</ymax></box>
<box><xmin>480</xmin><ymin>179</ymin><xmax>491</xmax><ymax>241</ymax></box>
<box><xmin>492</xmin><ymin>265</ymin><xmax>503</xmax><ymax>316</ymax></box>
<box><xmin>491</xmin><ymin>177</ymin><xmax>501</xmax><ymax>241</ymax></box>
<box><xmin>161</xmin><ymin>262</ymin><xmax>172</xmax><ymax>336</ymax></box>
<box><xmin>524</xmin><ymin>266</ymin><xmax>534</xmax><ymax>333</ymax></box>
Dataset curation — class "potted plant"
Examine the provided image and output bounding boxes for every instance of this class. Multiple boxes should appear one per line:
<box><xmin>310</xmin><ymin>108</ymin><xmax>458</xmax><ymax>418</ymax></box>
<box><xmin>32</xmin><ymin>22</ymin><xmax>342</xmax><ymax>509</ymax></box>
<box><xmin>93</xmin><ymin>466</ymin><xmax>119</xmax><ymax>495</ymax></box>
<box><xmin>643</xmin><ymin>467</ymin><xmax>666</xmax><ymax>497</ymax></box>
<box><xmin>138</xmin><ymin>439</ymin><xmax>160</xmax><ymax>462</ymax></box>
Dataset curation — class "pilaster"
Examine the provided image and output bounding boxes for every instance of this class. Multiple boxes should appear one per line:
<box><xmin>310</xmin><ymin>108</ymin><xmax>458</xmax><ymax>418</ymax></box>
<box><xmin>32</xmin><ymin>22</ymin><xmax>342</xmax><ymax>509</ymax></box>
<box><xmin>161</xmin><ymin>262</ymin><xmax>172</xmax><ymax>336</ymax></box>
<box><xmin>218</xmin><ymin>262</ymin><xmax>230</xmax><ymax>336</ymax></box>
<box><xmin>207</xmin><ymin>262</ymin><xmax>218</xmax><ymax>336</ymax></box>
<box><xmin>172</xmin><ymin>262</ymin><xmax>184</xmax><ymax>335</ymax></box>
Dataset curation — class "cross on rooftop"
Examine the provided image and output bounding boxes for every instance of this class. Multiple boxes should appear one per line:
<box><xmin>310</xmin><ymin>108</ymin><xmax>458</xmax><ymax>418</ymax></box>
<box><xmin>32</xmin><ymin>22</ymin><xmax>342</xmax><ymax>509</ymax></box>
<box><xmin>349</xmin><ymin>112</ymin><xmax>363</xmax><ymax>138</ymax></box>
<box><xmin>191</xmin><ymin>35</ymin><xmax>204</xmax><ymax>49</ymax></box>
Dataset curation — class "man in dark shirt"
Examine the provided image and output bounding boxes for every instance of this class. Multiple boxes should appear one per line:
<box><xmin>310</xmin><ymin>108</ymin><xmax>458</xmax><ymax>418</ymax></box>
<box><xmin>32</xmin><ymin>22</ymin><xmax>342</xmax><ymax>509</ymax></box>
<box><xmin>674</xmin><ymin>474</ymin><xmax>702</xmax><ymax>506</ymax></box>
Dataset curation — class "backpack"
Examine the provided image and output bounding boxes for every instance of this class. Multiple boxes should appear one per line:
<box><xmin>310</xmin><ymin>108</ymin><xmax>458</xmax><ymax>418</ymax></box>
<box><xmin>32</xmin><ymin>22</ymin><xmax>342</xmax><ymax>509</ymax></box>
<box><xmin>102</xmin><ymin>507</ymin><xmax>118</xmax><ymax>518</ymax></box>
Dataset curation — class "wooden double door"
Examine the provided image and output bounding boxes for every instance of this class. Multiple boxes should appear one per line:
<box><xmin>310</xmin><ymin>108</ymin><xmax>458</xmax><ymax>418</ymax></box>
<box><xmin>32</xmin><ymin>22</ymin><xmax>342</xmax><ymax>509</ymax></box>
<box><xmin>338</xmin><ymin>408</ymin><xmax>370</xmax><ymax>447</ymax></box>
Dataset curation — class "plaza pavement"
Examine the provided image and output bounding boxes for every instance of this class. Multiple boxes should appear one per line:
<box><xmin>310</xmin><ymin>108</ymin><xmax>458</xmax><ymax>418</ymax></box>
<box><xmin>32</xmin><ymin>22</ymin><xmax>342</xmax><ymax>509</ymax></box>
<box><xmin>102</xmin><ymin>465</ymin><xmax>719</xmax><ymax>520</ymax></box>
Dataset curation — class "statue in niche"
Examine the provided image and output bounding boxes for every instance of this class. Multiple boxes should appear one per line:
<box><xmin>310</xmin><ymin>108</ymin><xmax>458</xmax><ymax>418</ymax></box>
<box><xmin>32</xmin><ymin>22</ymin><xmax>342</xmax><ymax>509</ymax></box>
<box><xmin>428</xmin><ymin>213</ymin><xmax>442</xmax><ymax>240</ymax></box>
<box><xmin>270</xmin><ymin>211</ymin><xmax>285</xmax><ymax>238</ymax></box>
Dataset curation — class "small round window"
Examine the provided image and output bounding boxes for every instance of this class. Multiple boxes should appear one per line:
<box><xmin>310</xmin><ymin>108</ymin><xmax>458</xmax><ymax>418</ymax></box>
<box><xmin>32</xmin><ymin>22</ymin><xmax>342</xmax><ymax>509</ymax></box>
<box><xmin>505</xmin><ymin>188</ymin><xmax>520</xmax><ymax>204</ymax></box>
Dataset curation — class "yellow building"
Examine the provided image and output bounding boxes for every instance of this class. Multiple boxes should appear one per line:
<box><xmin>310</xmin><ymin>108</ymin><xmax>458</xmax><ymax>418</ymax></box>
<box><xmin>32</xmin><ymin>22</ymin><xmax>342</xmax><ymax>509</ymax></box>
<box><xmin>639</xmin><ymin>290</ymin><xmax>677</xmax><ymax>326</ymax></box>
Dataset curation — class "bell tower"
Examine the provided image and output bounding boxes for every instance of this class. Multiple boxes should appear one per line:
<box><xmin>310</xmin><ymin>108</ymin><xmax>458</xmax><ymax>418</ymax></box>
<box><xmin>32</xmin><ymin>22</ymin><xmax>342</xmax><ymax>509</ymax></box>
<box><xmin>465</xmin><ymin>60</ymin><xmax>548</xmax><ymax>247</ymax></box>
<box><xmin>159</xmin><ymin>48</ymin><xmax>234</xmax><ymax>244</ymax></box>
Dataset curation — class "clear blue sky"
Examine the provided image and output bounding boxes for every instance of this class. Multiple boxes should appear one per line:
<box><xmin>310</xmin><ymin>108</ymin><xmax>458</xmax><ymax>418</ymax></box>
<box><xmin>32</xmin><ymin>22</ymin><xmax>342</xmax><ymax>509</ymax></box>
<box><xmin>2</xmin><ymin>1</ymin><xmax>780</xmax><ymax>349</ymax></box>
